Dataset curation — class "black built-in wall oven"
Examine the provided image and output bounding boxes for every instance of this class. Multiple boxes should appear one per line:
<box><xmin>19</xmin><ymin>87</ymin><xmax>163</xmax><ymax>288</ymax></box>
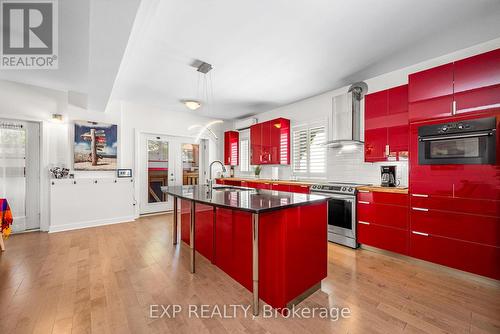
<box><xmin>418</xmin><ymin>116</ymin><xmax>497</xmax><ymax>165</ymax></box>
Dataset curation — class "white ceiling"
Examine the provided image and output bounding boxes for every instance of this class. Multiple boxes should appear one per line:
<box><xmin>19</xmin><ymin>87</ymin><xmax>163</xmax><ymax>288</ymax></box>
<box><xmin>0</xmin><ymin>0</ymin><xmax>140</xmax><ymax>112</ymax></box>
<box><xmin>112</xmin><ymin>0</ymin><xmax>500</xmax><ymax>119</ymax></box>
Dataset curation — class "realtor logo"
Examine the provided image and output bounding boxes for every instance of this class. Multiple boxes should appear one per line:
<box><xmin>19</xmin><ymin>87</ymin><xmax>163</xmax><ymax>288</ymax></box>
<box><xmin>1</xmin><ymin>0</ymin><xmax>58</xmax><ymax>69</ymax></box>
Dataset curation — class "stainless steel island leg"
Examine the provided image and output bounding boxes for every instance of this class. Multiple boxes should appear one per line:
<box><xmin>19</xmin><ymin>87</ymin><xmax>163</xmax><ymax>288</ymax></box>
<box><xmin>190</xmin><ymin>201</ymin><xmax>196</xmax><ymax>273</ymax></box>
<box><xmin>252</xmin><ymin>213</ymin><xmax>259</xmax><ymax>316</ymax></box>
<box><xmin>172</xmin><ymin>196</ymin><xmax>178</xmax><ymax>245</ymax></box>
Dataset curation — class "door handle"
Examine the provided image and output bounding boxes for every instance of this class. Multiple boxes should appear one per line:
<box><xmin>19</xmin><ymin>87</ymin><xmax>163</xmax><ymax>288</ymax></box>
<box><xmin>358</xmin><ymin>221</ymin><xmax>370</xmax><ymax>225</ymax></box>
<box><xmin>412</xmin><ymin>207</ymin><xmax>429</xmax><ymax>212</ymax></box>
<box><xmin>411</xmin><ymin>194</ymin><xmax>428</xmax><ymax>198</ymax></box>
<box><xmin>412</xmin><ymin>231</ymin><xmax>429</xmax><ymax>237</ymax></box>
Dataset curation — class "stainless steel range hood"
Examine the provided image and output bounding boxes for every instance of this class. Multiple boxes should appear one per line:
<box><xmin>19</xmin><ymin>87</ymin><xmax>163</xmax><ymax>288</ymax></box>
<box><xmin>325</xmin><ymin>82</ymin><xmax>368</xmax><ymax>148</ymax></box>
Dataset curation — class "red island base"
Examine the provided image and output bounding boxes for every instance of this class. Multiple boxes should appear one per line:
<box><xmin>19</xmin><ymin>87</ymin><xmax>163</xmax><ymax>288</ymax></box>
<box><xmin>180</xmin><ymin>200</ymin><xmax>327</xmax><ymax>310</ymax></box>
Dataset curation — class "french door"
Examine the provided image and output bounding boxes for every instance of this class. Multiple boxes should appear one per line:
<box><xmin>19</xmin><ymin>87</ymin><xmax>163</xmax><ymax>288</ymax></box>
<box><xmin>139</xmin><ymin>133</ymin><xmax>205</xmax><ymax>214</ymax></box>
<box><xmin>0</xmin><ymin>119</ymin><xmax>40</xmax><ymax>232</ymax></box>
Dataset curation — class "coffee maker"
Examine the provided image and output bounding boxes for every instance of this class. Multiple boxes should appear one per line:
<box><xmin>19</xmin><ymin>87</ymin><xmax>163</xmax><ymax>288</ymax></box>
<box><xmin>381</xmin><ymin>166</ymin><xmax>397</xmax><ymax>187</ymax></box>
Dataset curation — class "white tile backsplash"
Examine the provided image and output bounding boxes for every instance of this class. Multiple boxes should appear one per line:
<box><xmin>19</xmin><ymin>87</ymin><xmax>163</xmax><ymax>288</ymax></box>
<box><xmin>234</xmin><ymin>144</ymin><xmax>408</xmax><ymax>186</ymax></box>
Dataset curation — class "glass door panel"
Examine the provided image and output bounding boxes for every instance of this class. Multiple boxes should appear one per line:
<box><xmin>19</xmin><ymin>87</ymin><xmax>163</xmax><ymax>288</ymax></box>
<box><xmin>181</xmin><ymin>143</ymin><xmax>199</xmax><ymax>185</ymax></box>
<box><xmin>147</xmin><ymin>139</ymin><xmax>169</xmax><ymax>203</ymax></box>
<box><xmin>0</xmin><ymin>122</ymin><xmax>26</xmax><ymax>232</ymax></box>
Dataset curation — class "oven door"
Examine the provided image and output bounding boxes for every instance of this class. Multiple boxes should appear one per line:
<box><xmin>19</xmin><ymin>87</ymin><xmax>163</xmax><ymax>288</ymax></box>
<box><xmin>418</xmin><ymin>130</ymin><xmax>496</xmax><ymax>165</ymax></box>
<box><xmin>327</xmin><ymin>195</ymin><xmax>356</xmax><ymax>239</ymax></box>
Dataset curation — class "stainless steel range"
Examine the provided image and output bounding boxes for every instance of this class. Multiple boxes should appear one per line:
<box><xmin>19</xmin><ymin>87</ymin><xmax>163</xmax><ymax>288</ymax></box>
<box><xmin>310</xmin><ymin>182</ymin><xmax>368</xmax><ymax>248</ymax></box>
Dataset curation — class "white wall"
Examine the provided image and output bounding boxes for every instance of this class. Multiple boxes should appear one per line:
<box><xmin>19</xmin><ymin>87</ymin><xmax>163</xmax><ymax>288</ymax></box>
<box><xmin>228</xmin><ymin>37</ymin><xmax>500</xmax><ymax>186</ymax></box>
<box><xmin>0</xmin><ymin>81</ymin><xmax>223</xmax><ymax>230</ymax></box>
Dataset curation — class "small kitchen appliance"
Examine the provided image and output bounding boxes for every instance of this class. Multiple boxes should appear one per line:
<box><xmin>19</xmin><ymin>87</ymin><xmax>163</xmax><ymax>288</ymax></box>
<box><xmin>381</xmin><ymin>166</ymin><xmax>397</xmax><ymax>187</ymax></box>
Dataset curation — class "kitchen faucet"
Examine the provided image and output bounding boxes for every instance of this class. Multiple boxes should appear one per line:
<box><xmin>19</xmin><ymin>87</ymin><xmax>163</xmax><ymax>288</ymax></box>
<box><xmin>207</xmin><ymin>160</ymin><xmax>226</xmax><ymax>189</ymax></box>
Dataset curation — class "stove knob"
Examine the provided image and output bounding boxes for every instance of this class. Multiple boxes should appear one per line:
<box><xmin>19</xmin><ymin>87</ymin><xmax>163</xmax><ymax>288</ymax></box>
<box><xmin>441</xmin><ymin>126</ymin><xmax>448</xmax><ymax>132</ymax></box>
<box><xmin>348</xmin><ymin>187</ymin><xmax>353</xmax><ymax>192</ymax></box>
<box><xmin>458</xmin><ymin>123</ymin><xmax>464</xmax><ymax>129</ymax></box>
<box><xmin>341</xmin><ymin>186</ymin><xmax>346</xmax><ymax>192</ymax></box>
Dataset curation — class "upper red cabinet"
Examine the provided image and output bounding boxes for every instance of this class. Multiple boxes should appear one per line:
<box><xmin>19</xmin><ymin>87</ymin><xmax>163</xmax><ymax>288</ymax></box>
<box><xmin>364</xmin><ymin>85</ymin><xmax>408</xmax><ymax>162</ymax></box>
<box><xmin>250</xmin><ymin>118</ymin><xmax>290</xmax><ymax>165</ymax></box>
<box><xmin>224</xmin><ymin>131</ymin><xmax>239</xmax><ymax>166</ymax></box>
<box><xmin>409</xmin><ymin>48</ymin><xmax>500</xmax><ymax>122</ymax></box>
<box><xmin>454</xmin><ymin>48</ymin><xmax>500</xmax><ymax>114</ymax></box>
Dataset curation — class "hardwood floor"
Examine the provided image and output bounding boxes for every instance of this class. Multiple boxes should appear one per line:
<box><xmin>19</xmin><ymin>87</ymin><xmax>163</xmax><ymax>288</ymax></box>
<box><xmin>1</xmin><ymin>214</ymin><xmax>499</xmax><ymax>334</ymax></box>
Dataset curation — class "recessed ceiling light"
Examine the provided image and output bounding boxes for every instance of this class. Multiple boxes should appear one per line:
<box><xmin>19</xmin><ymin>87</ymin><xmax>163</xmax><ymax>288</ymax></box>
<box><xmin>183</xmin><ymin>100</ymin><xmax>201</xmax><ymax>110</ymax></box>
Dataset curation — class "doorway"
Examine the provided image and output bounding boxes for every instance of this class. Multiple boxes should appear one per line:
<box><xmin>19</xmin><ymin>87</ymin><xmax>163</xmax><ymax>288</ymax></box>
<box><xmin>0</xmin><ymin>119</ymin><xmax>40</xmax><ymax>232</ymax></box>
<box><xmin>139</xmin><ymin>133</ymin><xmax>206</xmax><ymax>215</ymax></box>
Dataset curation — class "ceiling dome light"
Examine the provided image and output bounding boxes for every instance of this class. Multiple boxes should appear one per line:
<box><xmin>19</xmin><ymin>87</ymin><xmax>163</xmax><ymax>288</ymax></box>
<box><xmin>183</xmin><ymin>100</ymin><xmax>201</xmax><ymax>110</ymax></box>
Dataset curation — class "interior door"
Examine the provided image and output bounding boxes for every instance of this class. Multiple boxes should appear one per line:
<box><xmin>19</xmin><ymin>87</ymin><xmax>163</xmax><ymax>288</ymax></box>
<box><xmin>140</xmin><ymin>134</ymin><xmax>177</xmax><ymax>214</ymax></box>
<box><xmin>140</xmin><ymin>134</ymin><xmax>206</xmax><ymax>214</ymax></box>
<box><xmin>0</xmin><ymin>119</ymin><xmax>40</xmax><ymax>232</ymax></box>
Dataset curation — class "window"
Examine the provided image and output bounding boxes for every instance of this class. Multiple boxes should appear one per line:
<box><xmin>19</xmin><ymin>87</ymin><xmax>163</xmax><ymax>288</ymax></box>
<box><xmin>239</xmin><ymin>139</ymin><xmax>250</xmax><ymax>172</ymax></box>
<box><xmin>292</xmin><ymin>124</ymin><xmax>326</xmax><ymax>177</ymax></box>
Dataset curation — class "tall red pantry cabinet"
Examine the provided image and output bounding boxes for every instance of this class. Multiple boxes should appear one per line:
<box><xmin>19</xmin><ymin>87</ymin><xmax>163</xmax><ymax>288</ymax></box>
<box><xmin>408</xmin><ymin>48</ymin><xmax>500</xmax><ymax>280</ymax></box>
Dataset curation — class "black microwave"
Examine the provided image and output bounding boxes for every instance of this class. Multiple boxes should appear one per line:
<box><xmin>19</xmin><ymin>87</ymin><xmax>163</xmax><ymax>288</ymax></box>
<box><xmin>418</xmin><ymin>116</ymin><xmax>497</xmax><ymax>165</ymax></box>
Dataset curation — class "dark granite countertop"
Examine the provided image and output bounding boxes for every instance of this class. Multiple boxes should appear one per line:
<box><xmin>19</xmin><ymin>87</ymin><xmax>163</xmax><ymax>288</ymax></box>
<box><xmin>161</xmin><ymin>185</ymin><xmax>330</xmax><ymax>213</ymax></box>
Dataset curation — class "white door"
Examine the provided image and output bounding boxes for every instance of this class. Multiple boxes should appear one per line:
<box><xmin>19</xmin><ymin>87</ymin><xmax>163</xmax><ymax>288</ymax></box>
<box><xmin>139</xmin><ymin>134</ymin><xmax>206</xmax><ymax>215</ymax></box>
<box><xmin>0</xmin><ymin>119</ymin><xmax>40</xmax><ymax>232</ymax></box>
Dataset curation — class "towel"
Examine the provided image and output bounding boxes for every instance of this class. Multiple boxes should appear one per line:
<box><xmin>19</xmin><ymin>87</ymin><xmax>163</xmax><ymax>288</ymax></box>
<box><xmin>0</xmin><ymin>199</ymin><xmax>13</xmax><ymax>238</ymax></box>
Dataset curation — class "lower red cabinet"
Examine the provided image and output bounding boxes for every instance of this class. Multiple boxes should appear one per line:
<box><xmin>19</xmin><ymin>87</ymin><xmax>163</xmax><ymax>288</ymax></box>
<box><xmin>357</xmin><ymin>223</ymin><xmax>408</xmax><ymax>255</ymax></box>
<box><xmin>410</xmin><ymin>232</ymin><xmax>500</xmax><ymax>280</ymax></box>
<box><xmin>271</xmin><ymin>183</ymin><xmax>290</xmax><ymax>192</ymax></box>
<box><xmin>357</xmin><ymin>191</ymin><xmax>409</xmax><ymax>255</ymax></box>
<box><xmin>289</xmin><ymin>184</ymin><xmax>310</xmax><ymax>194</ymax></box>
<box><xmin>180</xmin><ymin>201</ymin><xmax>214</xmax><ymax>262</ymax></box>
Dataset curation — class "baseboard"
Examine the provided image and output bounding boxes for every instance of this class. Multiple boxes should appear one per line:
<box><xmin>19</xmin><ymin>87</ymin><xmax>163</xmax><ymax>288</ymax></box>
<box><xmin>48</xmin><ymin>216</ymin><xmax>136</xmax><ymax>233</ymax></box>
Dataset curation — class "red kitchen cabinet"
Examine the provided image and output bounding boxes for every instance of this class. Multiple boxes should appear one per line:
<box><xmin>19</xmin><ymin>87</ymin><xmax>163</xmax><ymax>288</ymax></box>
<box><xmin>410</xmin><ymin>231</ymin><xmax>500</xmax><ymax>280</ymax></box>
<box><xmin>364</xmin><ymin>85</ymin><xmax>408</xmax><ymax>162</ymax></box>
<box><xmin>364</xmin><ymin>90</ymin><xmax>388</xmax><ymax>162</ymax></box>
<box><xmin>271</xmin><ymin>183</ymin><xmax>290</xmax><ymax>192</ymax></box>
<box><xmin>289</xmin><ymin>184</ymin><xmax>310</xmax><ymax>194</ymax></box>
<box><xmin>250</xmin><ymin>118</ymin><xmax>290</xmax><ymax>165</ymax></box>
<box><xmin>408</xmin><ymin>48</ymin><xmax>500</xmax><ymax>122</ymax></box>
<box><xmin>357</xmin><ymin>190</ymin><xmax>409</xmax><ymax>255</ymax></box>
<box><xmin>224</xmin><ymin>131</ymin><xmax>239</xmax><ymax>166</ymax></box>
<box><xmin>454</xmin><ymin>48</ymin><xmax>500</xmax><ymax>114</ymax></box>
<box><xmin>250</xmin><ymin>123</ymin><xmax>263</xmax><ymax>165</ymax></box>
<box><xmin>180</xmin><ymin>201</ymin><xmax>215</xmax><ymax>262</ymax></box>
<box><xmin>358</xmin><ymin>223</ymin><xmax>408</xmax><ymax>255</ymax></box>
<box><xmin>410</xmin><ymin>208</ymin><xmax>499</xmax><ymax>247</ymax></box>
<box><xmin>409</xmin><ymin>63</ymin><xmax>454</xmax><ymax>103</ymax></box>
<box><xmin>387</xmin><ymin>85</ymin><xmax>409</xmax><ymax>157</ymax></box>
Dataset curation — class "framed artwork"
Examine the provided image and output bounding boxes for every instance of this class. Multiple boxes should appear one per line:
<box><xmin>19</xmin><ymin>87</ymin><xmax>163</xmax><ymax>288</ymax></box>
<box><xmin>74</xmin><ymin>121</ymin><xmax>118</xmax><ymax>171</ymax></box>
<box><xmin>117</xmin><ymin>169</ymin><xmax>132</xmax><ymax>178</ymax></box>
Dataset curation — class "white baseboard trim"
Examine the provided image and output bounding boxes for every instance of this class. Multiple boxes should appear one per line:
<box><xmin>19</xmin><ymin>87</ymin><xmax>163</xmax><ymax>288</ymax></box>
<box><xmin>48</xmin><ymin>215</ymin><xmax>136</xmax><ymax>233</ymax></box>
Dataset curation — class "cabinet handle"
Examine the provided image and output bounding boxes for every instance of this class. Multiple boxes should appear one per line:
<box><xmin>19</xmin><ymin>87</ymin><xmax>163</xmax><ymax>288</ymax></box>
<box><xmin>411</xmin><ymin>194</ymin><xmax>428</xmax><ymax>198</ymax></box>
<box><xmin>358</xmin><ymin>190</ymin><xmax>370</xmax><ymax>193</ymax></box>
<box><xmin>385</xmin><ymin>144</ymin><xmax>390</xmax><ymax>157</ymax></box>
<box><xmin>272</xmin><ymin>184</ymin><xmax>278</xmax><ymax>186</ymax></box>
<box><xmin>412</xmin><ymin>207</ymin><xmax>429</xmax><ymax>212</ymax></box>
<box><xmin>412</xmin><ymin>231</ymin><xmax>429</xmax><ymax>237</ymax></box>
<box><xmin>300</xmin><ymin>185</ymin><xmax>308</xmax><ymax>188</ymax></box>
<box><xmin>452</xmin><ymin>100</ymin><xmax>457</xmax><ymax>115</ymax></box>
<box><xmin>358</xmin><ymin>201</ymin><xmax>370</xmax><ymax>204</ymax></box>
<box><xmin>358</xmin><ymin>221</ymin><xmax>370</xmax><ymax>225</ymax></box>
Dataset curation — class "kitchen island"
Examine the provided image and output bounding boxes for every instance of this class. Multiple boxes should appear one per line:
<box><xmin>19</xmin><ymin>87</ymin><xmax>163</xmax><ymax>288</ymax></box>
<box><xmin>162</xmin><ymin>184</ymin><xmax>329</xmax><ymax>315</ymax></box>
